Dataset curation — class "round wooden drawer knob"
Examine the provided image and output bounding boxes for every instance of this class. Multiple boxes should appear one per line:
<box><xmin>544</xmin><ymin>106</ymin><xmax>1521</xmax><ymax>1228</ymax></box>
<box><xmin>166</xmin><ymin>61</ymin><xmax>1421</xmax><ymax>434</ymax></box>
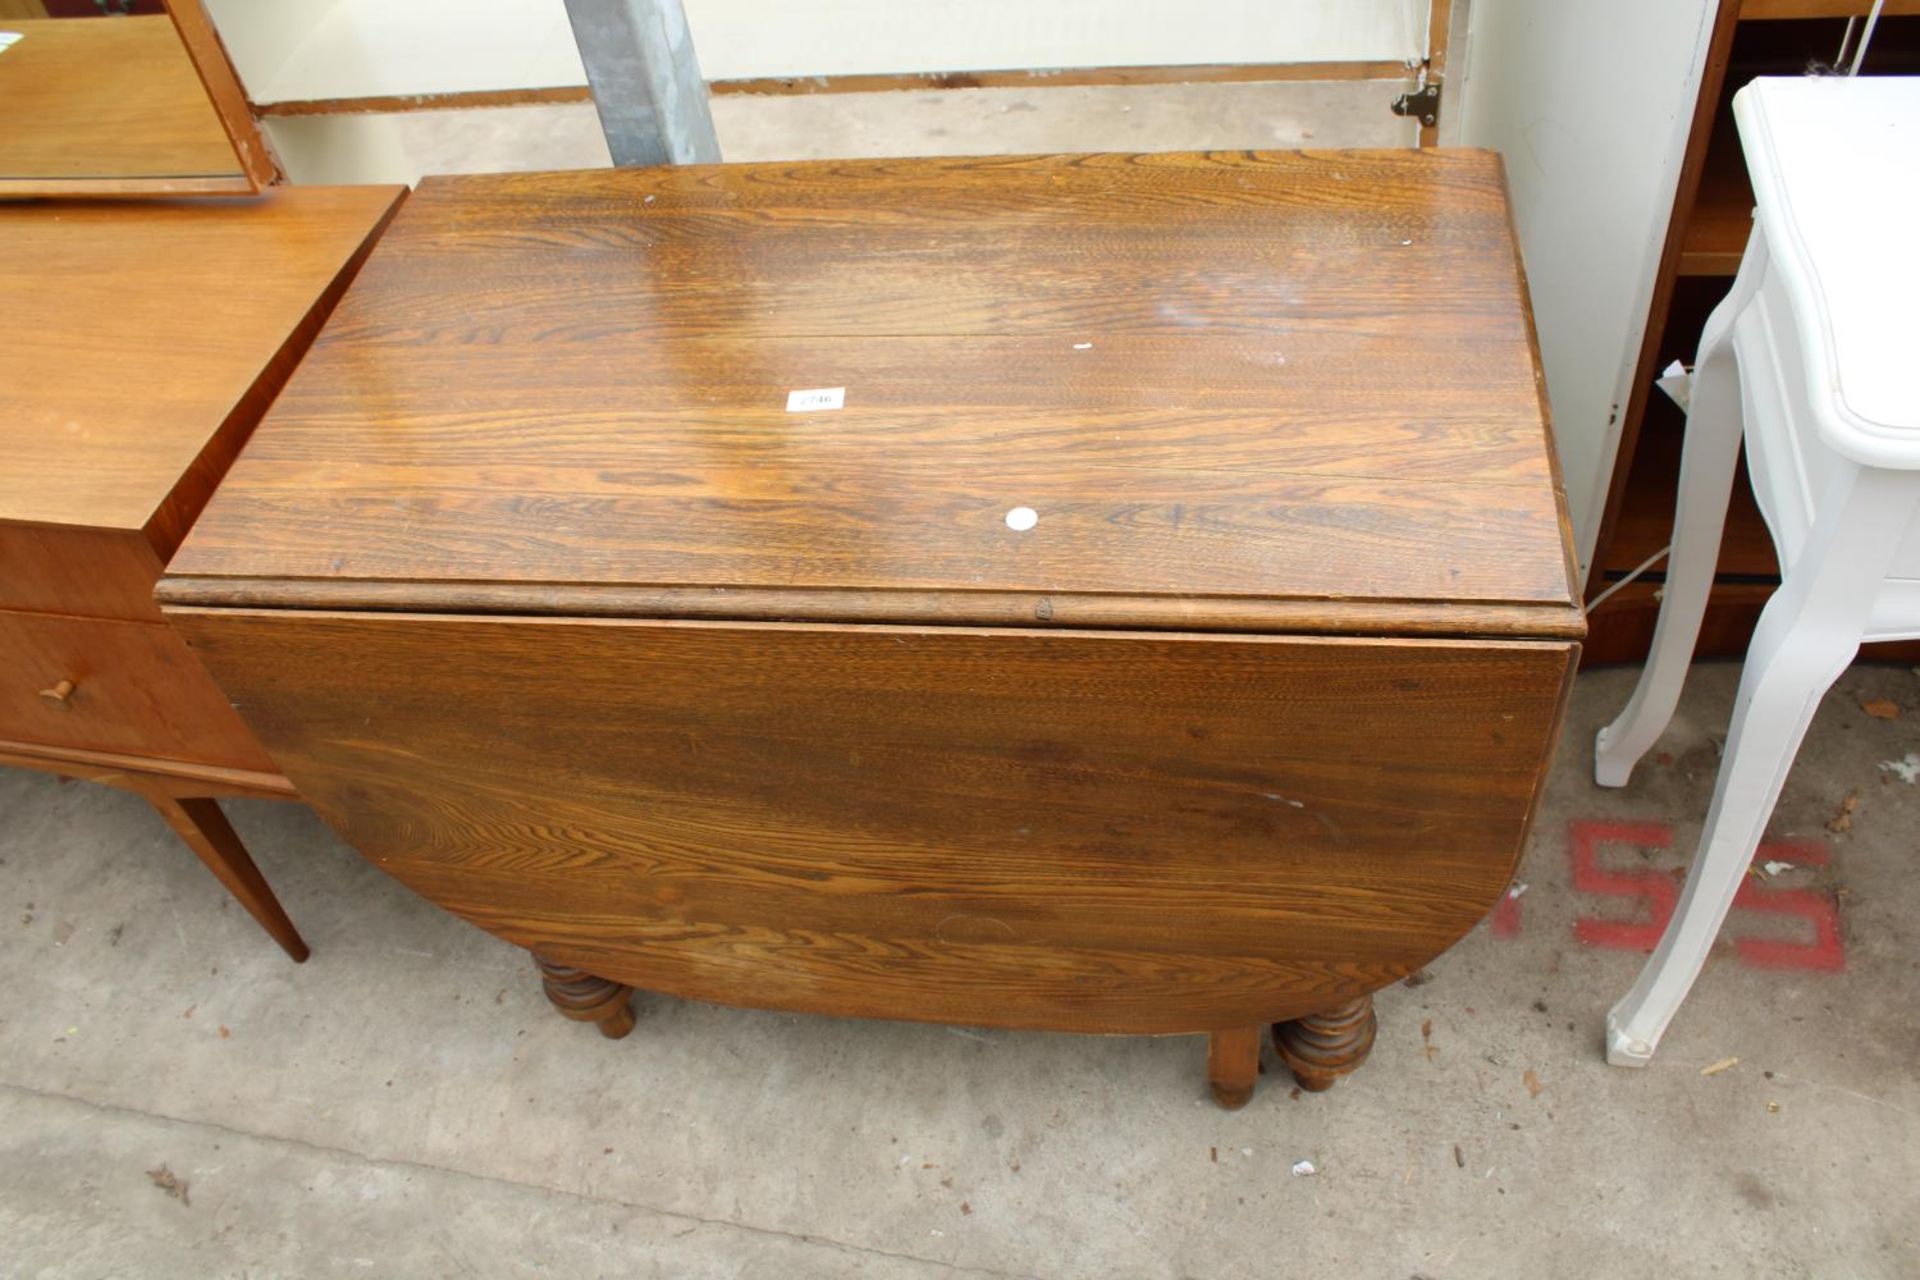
<box><xmin>38</xmin><ymin>678</ymin><xmax>77</xmax><ymax>706</ymax></box>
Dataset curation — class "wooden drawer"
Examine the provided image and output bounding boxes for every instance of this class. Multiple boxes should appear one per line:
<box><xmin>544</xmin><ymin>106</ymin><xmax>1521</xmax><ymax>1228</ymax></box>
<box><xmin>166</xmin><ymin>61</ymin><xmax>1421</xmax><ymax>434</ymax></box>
<box><xmin>171</xmin><ymin>608</ymin><xmax>1575</xmax><ymax>1035</ymax></box>
<box><xmin>0</xmin><ymin>608</ymin><xmax>274</xmax><ymax>771</ymax></box>
<box><xmin>0</xmin><ymin>525</ymin><xmax>167</xmax><ymax>623</ymax></box>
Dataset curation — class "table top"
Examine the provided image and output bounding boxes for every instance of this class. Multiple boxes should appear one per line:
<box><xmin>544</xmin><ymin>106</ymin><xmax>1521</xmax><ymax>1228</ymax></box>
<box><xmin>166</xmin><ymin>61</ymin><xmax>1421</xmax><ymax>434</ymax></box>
<box><xmin>166</xmin><ymin>151</ymin><xmax>1582</xmax><ymax>639</ymax></box>
<box><xmin>1736</xmin><ymin>76</ymin><xmax>1919</xmax><ymax>463</ymax></box>
<box><xmin>0</xmin><ymin>185</ymin><xmax>405</xmax><ymax>546</ymax></box>
<box><xmin>0</xmin><ymin>16</ymin><xmax>238</xmax><ymax>186</ymax></box>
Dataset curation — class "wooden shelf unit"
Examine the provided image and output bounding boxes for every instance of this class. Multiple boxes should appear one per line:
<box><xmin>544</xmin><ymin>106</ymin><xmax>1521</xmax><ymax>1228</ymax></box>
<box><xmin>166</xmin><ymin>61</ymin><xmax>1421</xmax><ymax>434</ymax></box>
<box><xmin>1586</xmin><ymin>5</ymin><xmax>1920</xmax><ymax>664</ymax></box>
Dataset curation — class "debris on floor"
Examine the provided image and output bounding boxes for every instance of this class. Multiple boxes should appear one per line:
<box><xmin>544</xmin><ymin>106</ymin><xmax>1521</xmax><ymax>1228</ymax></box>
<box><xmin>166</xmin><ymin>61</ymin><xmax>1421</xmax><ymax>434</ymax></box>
<box><xmin>1523</xmin><ymin>1070</ymin><xmax>1544</xmax><ymax>1097</ymax></box>
<box><xmin>1826</xmin><ymin>792</ymin><xmax>1859</xmax><ymax>833</ymax></box>
<box><xmin>1290</xmin><ymin>1160</ymin><xmax>1317</xmax><ymax>1178</ymax></box>
<box><xmin>1655</xmin><ymin>360</ymin><xmax>1692</xmax><ymax>411</ymax></box>
<box><xmin>146</xmin><ymin>1165</ymin><xmax>189</xmax><ymax>1206</ymax></box>
<box><xmin>1860</xmin><ymin>697</ymin><xmax>1900</xmax><ymax>720</ymax></box>
<box><xmin>1699</xmin><ymin>1057</ymin><xmax>1739</xmax><ymax>1077</ymax></box>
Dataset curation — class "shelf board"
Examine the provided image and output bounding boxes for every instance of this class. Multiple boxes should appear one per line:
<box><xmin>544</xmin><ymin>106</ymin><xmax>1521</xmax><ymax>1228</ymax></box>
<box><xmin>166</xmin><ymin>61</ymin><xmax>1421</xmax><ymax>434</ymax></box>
<box><xmin>1678</xmin><ymin>185</ymin><xmax>1751</xmax><ymax>275</ymax></box>
<box><xmin>1584</xmin><ymin>402</ymin><xmax>1774</xmax><ymax>665</ymax></box>
<box><xmin>1593</xmin><ymin>405</ymin><xmax>1780</xmax><ymax>590</ymax></box>
<box><xmin>1741</xmin><ymin>0</ymin><xmax>1920</xmax><ymax>19</ymax></box>
<box><xmin>1678</xmin><ymin>110</ymin><xmax>1753</xmax><ymax>276</ymax></box>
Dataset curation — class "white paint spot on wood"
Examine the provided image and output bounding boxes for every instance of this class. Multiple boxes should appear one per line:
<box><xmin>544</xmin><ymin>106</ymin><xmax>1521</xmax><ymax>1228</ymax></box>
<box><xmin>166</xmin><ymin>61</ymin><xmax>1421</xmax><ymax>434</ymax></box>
<box><xmin>1005</xmin><ymin>506</ymin><xmax>1039</xmax><ymax>532</ymax></box>
<box><xmin>1072</xmin><ymin>342</ymin><xmax>1093</xmax><ymax>350</ymax></box>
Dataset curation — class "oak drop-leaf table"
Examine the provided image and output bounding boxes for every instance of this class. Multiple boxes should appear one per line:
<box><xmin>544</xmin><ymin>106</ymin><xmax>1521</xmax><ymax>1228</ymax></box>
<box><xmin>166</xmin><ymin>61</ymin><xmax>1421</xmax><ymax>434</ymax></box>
<box><xmin>161</xmin><ymin>152</ymin><xmax>1582</xmax><ymax>1106</ymax></box>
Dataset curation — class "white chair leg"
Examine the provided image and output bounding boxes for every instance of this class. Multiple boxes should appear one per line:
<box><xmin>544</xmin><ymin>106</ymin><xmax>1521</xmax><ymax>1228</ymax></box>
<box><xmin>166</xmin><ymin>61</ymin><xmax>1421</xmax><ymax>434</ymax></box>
<box><xmin>1604</xmin><ymin>605</ymin><xmax>1852</xmax><ymax>1064</ymax></box>
<box><xmin>1605</xmin><ymin>466</ymin><xmax>1908</xmax><ymax>1066</ymax></box>
<box><xmin>1595</xmin><ymin>254</ymin><xmax>1763</xmax><ymax>789</ymax></box>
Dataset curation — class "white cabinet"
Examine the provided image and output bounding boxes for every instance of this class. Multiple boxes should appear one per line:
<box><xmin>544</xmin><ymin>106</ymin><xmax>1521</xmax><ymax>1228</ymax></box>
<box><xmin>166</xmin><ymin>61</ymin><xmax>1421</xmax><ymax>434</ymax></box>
<box><xmin>1458</xmin><ymin>0</ymin><xmax>1720</xmax><ymax>580</ymax></box>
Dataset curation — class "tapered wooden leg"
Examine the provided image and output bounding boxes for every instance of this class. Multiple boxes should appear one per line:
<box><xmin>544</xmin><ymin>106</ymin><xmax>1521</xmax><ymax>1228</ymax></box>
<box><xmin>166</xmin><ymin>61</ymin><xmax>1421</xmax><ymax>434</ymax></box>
<box><xmin>535</xmin><ymin>956</ymin><xmax>636</xmax><ymax>1039</ymax></box>
<box><xmin>1273</xmin><ymin>995</ymin><xmax>1377</xmax><ymax>1092</ymax></box>
<box><xmin>147</xmin><ymin>794</ymin><xmax>308</xmax><ymax>963</ymax></box>
<box><xmin>1207</xmin><ymin>1026</ymin><xmax>1262</xmax><ymax>1110</ymax></box>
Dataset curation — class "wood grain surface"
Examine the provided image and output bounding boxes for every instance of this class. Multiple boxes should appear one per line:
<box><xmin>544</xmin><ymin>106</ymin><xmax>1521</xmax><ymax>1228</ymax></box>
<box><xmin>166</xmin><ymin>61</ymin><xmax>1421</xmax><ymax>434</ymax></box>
<box><xmin>0</xmin><ymin>609</ymin><xmax>273</xmax><ymax>770</ymax></box>
<box><xmin>155</xmin><ymin>575</ymin><xmax>1584</xmax><ymax>638</ymax></box>
<box><xmin>0</xmin><ymin>15</ymin><xmax>240</xmax><ymax>185</ymax></box>
<box><xmin>0</xmin><ymin>526</ymin><xmax>166</xmax><ymax>622</ymax></box>
<box><xmin>168</xmin><ymin>151</ymin><xmax>1580</xmax><ymax>634</ymax></box>
<box><xmin>0</xmin><ymin>183</ymin><xmax>401</xmax><ymax>964</ymax></box>
<box><xmin>0</xmin><ymin>737</ymin><xmax>294</xmax><ymax>800</ymax></box>
<box><xmin>169</xmin><ymin>609</ymin><xmax>1575</xmax><ymax>1034</ymax></box>
<box><xmin>0</xmin><ymin>185</ymin><xmax>405</xmax><ymax>542</ymax></box>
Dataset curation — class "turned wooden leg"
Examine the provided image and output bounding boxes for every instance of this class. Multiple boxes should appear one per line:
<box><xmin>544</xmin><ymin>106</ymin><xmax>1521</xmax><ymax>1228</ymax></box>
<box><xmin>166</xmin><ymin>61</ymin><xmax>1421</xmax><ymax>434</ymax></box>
<box><xmin>1206</xmin><ymin>1026</ymin><xmax>1262</xmax><ymax>1110</ymax></box>
<box><xmin>147</xmin><ymin>794</ymin><xmax>309</xmax><ymax>963</ymax></box>
<box><xmin>1273</xmin><ymin>994</ymin><xmax>1377</xmax><ymax>1092</ymax></box>
<box><xmin>535</xmin><ymin>956</ymin><xmax>636</xmax><ymax>1039</ymax></box>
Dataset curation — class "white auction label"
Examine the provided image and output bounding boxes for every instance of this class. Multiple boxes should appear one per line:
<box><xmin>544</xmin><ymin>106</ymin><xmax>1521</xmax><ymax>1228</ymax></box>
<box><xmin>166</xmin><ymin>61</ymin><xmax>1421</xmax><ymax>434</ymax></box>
<box><xmin>0</xmin><ymin>33</ymin><xmax>24</xmax><ymax>54</ymax></box>
<box><xmin>786</xmin><ymin>387</ymin><xmax>845</xmax><ymax>413</ymax></box>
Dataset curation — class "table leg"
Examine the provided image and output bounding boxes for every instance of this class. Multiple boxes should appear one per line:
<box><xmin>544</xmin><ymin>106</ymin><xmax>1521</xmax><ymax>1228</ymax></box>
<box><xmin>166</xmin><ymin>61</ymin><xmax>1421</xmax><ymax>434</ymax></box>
<box><xmin>1273</xmin><ymin>995</ymin><xmax>1377</xmax><ymax>1092</ymax></box>
<box><xmin>1206</xmin><ymin>1025</ymin><xmax>1262</xmax><ymax>1110</ymax></box>
<box><xmin>535</xmin><ymin>955</ymin><xmax>636</xmax><ymax>1039</ymax></box>
<box><xmin>147</xmin><ymin>794</ymin><xmax>308</xmax><ymax>963</ymax></box>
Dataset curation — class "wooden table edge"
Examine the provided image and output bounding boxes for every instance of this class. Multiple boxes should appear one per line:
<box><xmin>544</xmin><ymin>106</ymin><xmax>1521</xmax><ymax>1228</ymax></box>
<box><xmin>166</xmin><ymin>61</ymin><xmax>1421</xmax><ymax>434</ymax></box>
<box><xmin>157</xmin><ymin>577</ymin><xmax>1587</xmax><ymax>641</ymax></box>
<box><xmin>0</xmin><ymin>737</ymin><xmax>294</xmax><ymax>801</ymax></box>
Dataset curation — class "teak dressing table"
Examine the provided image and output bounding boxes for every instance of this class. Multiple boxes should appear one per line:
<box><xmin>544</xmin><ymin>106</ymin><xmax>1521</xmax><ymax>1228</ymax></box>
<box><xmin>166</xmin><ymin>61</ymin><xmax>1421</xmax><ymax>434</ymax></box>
<box><xmin>161</xmin><ymin>152</ymin><xmax>1581</xmax><ymax>1104</ymax></box>
<box><xmin>0</xmin><ymin>185</ymin><xmax>403</xmax><ymax>959</ymax></box>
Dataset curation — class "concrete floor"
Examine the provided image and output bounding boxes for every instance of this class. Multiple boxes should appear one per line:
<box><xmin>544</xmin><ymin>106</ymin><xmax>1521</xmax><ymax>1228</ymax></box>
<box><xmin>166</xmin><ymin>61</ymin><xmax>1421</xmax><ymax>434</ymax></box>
<box><xmin>3</xmin><ymin>661</ymin><xmax>1918</xmax><ymax>1278</ymax></box>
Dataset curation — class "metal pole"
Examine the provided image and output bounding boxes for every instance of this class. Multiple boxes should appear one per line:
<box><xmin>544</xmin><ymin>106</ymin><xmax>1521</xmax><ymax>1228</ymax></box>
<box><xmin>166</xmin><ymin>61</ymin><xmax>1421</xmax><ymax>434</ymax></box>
<box><xmin>562</xmin><ymin>0</ymin><xmax>721</xmax><ymax>166</ymax></box>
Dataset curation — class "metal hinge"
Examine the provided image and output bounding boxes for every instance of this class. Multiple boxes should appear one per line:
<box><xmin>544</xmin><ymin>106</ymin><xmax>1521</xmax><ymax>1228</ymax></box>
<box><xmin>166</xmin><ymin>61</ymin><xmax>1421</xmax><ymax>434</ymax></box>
<box><xmin>1392</xmin><ymin>82</ymin><xmax>1442</xmax><ymax>128</ymax></box>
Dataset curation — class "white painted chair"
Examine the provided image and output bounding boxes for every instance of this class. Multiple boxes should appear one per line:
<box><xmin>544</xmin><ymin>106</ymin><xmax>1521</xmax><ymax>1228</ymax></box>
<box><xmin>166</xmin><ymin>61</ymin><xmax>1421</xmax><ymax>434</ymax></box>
<box><xmin>1593</xmin><ymin>75</ymin><xmax>1920</xmax><ymax>1067</ymax></box>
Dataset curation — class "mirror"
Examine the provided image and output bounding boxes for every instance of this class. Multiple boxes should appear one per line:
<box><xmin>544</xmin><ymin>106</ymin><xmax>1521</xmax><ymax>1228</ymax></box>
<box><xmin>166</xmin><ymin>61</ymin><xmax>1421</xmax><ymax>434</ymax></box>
<box><xmin>0</xmin><ymin>0</ymin><xmax>275</xmax><ymax>195</ymax></box>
